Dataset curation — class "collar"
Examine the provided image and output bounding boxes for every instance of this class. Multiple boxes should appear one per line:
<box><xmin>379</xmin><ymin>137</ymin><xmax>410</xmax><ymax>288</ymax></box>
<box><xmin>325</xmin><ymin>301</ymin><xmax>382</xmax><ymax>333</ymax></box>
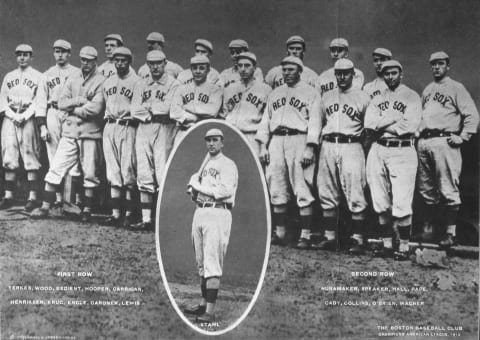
<box><xmin>435</xmin><ymin>76</ymin><xmax>450</xmax><ymax>85</ymax></box>
<box><xmin>148</xmin><ymin>72</ymin><xmax>169</xmax><ymax>85</ymax></box>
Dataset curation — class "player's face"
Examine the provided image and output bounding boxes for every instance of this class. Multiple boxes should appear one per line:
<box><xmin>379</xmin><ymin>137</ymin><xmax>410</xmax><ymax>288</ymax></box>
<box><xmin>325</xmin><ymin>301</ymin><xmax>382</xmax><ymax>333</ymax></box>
<box><xmin>335</xmin><ymin>69</ymin><xmax>354</xmax><ymax>90</ymax></box>
<box><xmin>205</xmin><ymin>136</ymin><xmax>224</xmax><ymax>156</ymax></box>
<box><xmin>287</xmin><ymin>43</ymin><xmax>305</xmax><ymax>59</ymax></box>
<box><xmin>147</xmin><ymin>60</ymin><xmax>166</xmax><ymax>78</ymax></box>
<box><xmin>430</xmin><ymin>59</ymin><xmax>449</xmax><ymax>81</ymax></box>
<box><xmin>16</xmin><ymin>52</ymin><xmax>32</xmax><ymax>69</ymax></box>
<box><xmin>230</xmin><ymin>47</ymin><xmax>247</xmax><ymax>63</ymax></box>
<box><xmin>53</xmin><ymin>48</ymin><xmax>71</xmax><ymax>66</ymax></box>
<box><xmin>191</xmin><ymin>63</ymin><xmax>209</xmax><ymax>83</ymax></box>
<box><xmin>147</xmin><ymin>41</ymin><xmax>163</xmax><ymax>51</ymax></box>
<box><xmin>80</xmin><ymin>57</ymin><xmax>96</xmax><ymax>74</ymax></box>
<box><xmin>373</xmin><ymin>55</ymin><xmax>389</xmax><ymax>75</ymax></box>
<box><xmin>282</xmin><ymin>64</ymin><xmax>301</xmax><ymax>86</ymax></box>
<box><xmin>105</xmin><ymin>39</ymin><xmax>119</xmax><ymax>59</ymax></box>
<box><xmin>195</xmin><ymin>45</ymin><xmax>211</xmax><ymax>57</ymax></box>
<box><xmin>383</xmin><ymin>67</ymin><xmax>402</xmax><ymax>90</ymax></box>
<box><xmin>114</xmin><ymin>55</ymin><xmax>131</xmax><ymax>75</ymax></box>
<box><xmin>237</xmin><ymin>59</ymin><xmax>255</xmax><ymax>81</ymax></box>
<box><xmin>330</xmin><ymin>47</ymin><xmax>348</xmax><ymax>61</ymax></box>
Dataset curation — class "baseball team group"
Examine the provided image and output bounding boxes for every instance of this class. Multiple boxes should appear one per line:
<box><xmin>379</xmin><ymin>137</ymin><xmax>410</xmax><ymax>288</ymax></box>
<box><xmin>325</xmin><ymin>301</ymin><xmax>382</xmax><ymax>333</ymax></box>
<box><xmin>0</xmin><ymin>32</ymin><xmax>477</xmax><ymax>267</ymax></box>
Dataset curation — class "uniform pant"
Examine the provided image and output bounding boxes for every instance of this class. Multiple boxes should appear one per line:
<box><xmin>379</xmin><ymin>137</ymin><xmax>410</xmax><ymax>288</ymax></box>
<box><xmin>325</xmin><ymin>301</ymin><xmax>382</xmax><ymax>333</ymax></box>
<box><xmin>46</xmin><ymin>108</ymin><xmax>65</xmax><ymax>163</ymax></box>
<box><xmin>1</xmin><ymin>118</ymin><xmax>41</xmax><ymax>171</ymax></box>
<box><xmin>416</xmin><ymin>137</ymin><xmax>462</xmax><ymax>206</ymax></box>
<box><xmin>366</xmin><ymin>142</ymin><xmax>417</xmax><ymax>218</ymax></box>
<box><xmin>191</xmin><ymin>207</ymin><xmax>232</xmax><ymax>278</ymax></box>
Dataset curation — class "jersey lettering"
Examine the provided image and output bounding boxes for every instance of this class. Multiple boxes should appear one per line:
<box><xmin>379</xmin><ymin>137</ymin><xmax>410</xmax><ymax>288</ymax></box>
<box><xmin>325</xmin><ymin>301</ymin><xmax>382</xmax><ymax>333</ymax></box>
<box><xmin>246</xmin><ymin>93</ymin><xmax>264</xmax><ymax>108</ymax></box>
<box><xmin>289</xmin><ymin>97</ymin><xmax>307</xmax><ymax>112</ymax></box>
<box><xmin>342</xmin><ymin>104</ymin><xmax>361</xmax><ymax>121</ymax></box>
<box><xmin>47</xmin><ymin>77</ymin><xmax>61</xmax><ymax>90</ymax></box>
<box><xmin>272</xmin><ymin>97</ymin><xmax>287</xmax><ymax>111</ymax></box>
<box><xmin>433</xmin><ymin>92</ymin><xmax>450</xmax><ymax>106</ymax></box>
<box><xmin>326</xmin><ymin>103</ymin><xmax>339</xmax><ymax>116</ymax></box>
<box><xmin>320</xmin><ymin>82</ymin><xmax>335</xmax><ymax>95</ymax></box>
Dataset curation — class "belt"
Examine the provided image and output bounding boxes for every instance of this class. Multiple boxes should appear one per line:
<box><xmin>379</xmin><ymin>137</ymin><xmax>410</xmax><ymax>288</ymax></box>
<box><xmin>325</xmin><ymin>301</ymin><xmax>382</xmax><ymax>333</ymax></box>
<box><xmin>376</xmin><ymin>139</ymin><xmax>414</xmax><ymax>147</ymax></box>
<box><xmin>323</xmin><ymin>134</ymin><xmax>361</xmax><ymax>143</ymax></box>
<box><xmin>196</xmin><ymin>201</ymin><xmax>232</xmax><ymax>210</ymax></box>
<box><xmin>47</xmin><ymin>102</ymin><xmax>58</xmax><ymax>110</ymax></box>
<box><xmin>420</xmin><ymin>130</ymin><xmax>455</xmax><ymax>139</ymax></box>
<box><xmin>106</xmin><ymin>118</ymin><xmax>139</xmax><ymax>127</ymax></box>
<box><xmin>146</xmin><ymin>115</ymin><xmax>175</xmax><ymax>124</ymax></box>
<box><xmin>272</xmin><ymin>128</ymin><xmax>307</xmax><ymax>136</ymax></box>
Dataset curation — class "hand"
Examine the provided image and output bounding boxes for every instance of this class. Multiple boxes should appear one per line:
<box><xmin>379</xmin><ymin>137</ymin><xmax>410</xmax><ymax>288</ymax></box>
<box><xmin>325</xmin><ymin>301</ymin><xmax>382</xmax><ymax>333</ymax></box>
<box><xmin>40</xmin><ymin>125</ymin><xmax>51</xmax><ymax>142</ymax></box>
<box><xmin>184</xmin><ymin>114</ymin><xmax>199</xmax><ymax>124</ymax></box>
<box><xmin>76</xmin><ymin>97</ymin><xmax>87</xmax><ymax>106</ymax></box>
<box><xmin>13</xmin><ymin>114</ymin><xmax>25</xmax><ymax>126</ymax></box>
<box><xmin>259</xmin><ymin>145</ymin><xmax>270</xmax><ymax>165</ymax></box>
<box><xmin>447</xmin><ymin>134</ymin><xmax>463</xmax><ymax>147</ymax></box>
<box><xmin>394</xmin><ymin>118</ymin><xmax>409</xmax><ymax>131</ymax></box>
<box><xmin>144</xmin><ymin>102</ymin><xmax>152</xmax><ymax>113</ymax></box>
<box><xmin>300</xmin><ymin>145</ymin><xmax>315</xmax><ymax>168</ymax></box>
<box><xmin>188</xmin><ymin>176</ymin><xmax>201</xmax><ymax>191</ymax></box>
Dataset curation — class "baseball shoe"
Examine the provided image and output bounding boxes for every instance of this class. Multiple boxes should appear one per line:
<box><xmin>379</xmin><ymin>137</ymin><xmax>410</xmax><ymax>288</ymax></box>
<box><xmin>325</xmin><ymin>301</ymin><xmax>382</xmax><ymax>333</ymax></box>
<box><xmin>310</xmin><ymin>234</ymin><xmax>325</xmax><ymax>250</ymax></box>
<box><xmin>316</xmin><ymin>238</ymin><xmax>336</xmax><ymax>251</ymax></box>
<box><xmin>130</xmin><ymin>221</ymin><xmax>154</xmax><ymax>232</ymax></box>
<box><xmin>183</xmin><ymin>304</ymin><xmax>206</xmax><ymax>316</ymax></box>
<box><xmin>25</xmin><ymin>199</ymin><xmax>41</xmax><ymax>212</ymax></box>
<box><xmin>393</xmin><ymin>250</ymin><xmax>410</xmax><ymax>261</ymax></box>
<box><xmin>0</xmin><ymin>198</ymin><xmax>13</xmax><ymax>210</ymax></box>
<box><xmin>122</xmin><ymin>214</ymin><xmax>135</xmax><ymax>229</ymax></box>
<box><xmin>80</xmin><ymin>211</ymin><xmax>91</xmax><ymax>223</ymax></box>
<box><xmin>196</xmin><ymin>312</ymin><xmax>215</xmax><ymax>323</ymax></box>
<box><xmin>411</xmin><ymin>231</ymin><xmax>435</xmax><ymax>243</ymax></box>
<box><xmin>271</xmin><ymin>233</ymin><xmax>286</xmax><ymax>246</ymax></box>
<box><xmin>347</xmin><ymin>238</ymin><xmax>365</xmax><ymax>255</ymax></box>
<box><xmin>50</xmin><ymin>201</ymin><xmax>64</xmax><ymax>218</ymax></box>
<box><xmin>438</xmin><ymin>234</ymin><xmax>457</xmax><ymax>249</ymax></box>
<box><xmin>295</xmin><ymin>237</ymin><xmax>311</xmax><ymax>250</ymax></box>
<box><xmin>102</xmin><ymin>215</ymin><xmax>121</xmax><ymax>227</ymax></box>
<box><xmin>30</xmin><ymin>207</ymin><xmax>49</xmax><ymax>219</ymax></box>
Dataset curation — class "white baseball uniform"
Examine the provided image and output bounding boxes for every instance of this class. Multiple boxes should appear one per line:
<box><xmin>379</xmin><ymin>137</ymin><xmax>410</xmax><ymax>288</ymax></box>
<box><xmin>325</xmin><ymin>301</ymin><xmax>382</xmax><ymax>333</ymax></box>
<box><xmin>177</xmin><ymin>67</ymin><xmax>221</xmax><ymax>85</ymax></box>
<box><xmin>264</xmin><ymin>65</ymin><xmax>317</xmax><ymax>89</ymax></box>
<box><xmin>316</xmin><ymin>67</ymin><xmax>364</xmax><ymax>97</ymax></box>
<box><xmin>220</xmin><ymin>66</ymin><xmax>263</xmax><ymax>89</ymax></box>
<box><xmin>363</xmin><ymin>77</ymin><xmax>388</xmax><ymax>99</ymax></box>
<box><xmin>138</xmin><ymin>60</ymin><xmax>183</xmax><ymax>80</ymax></box>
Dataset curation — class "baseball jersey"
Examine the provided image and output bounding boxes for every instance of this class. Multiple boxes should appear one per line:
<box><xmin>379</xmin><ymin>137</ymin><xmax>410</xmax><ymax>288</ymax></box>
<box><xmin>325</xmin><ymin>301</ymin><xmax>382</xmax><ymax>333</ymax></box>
<box><xmin>103</xmin><ymin>70</ymin><xmax>139</xmax><ymax>120</ymax></box>
<box><xmin>315</xmin><ymin>67</ymin><xmax>364</xmax><ymax>97</ymax></box>
<box><xmin>364</xmin><ymin>84</ymin><xmax>421</xmax><ymax>138</ymax></box>
<box><xmin>320</xmin><ymin>87</ymin><xmax>370</xmax><ymax>136</ymax></box>
<box><xmin>264</xmin><ymin>65</ymin><xmax>317</xmax><ymax>89</ymax></box>
<box><xmin>58</xmin><ymin>68</ymin><xmax>106</xmax><ymax>139</ymax></box>
<box><xmin>41</xmin><ymin>64</ymin><xmax>80</xmax><ymax>115</ymax></box>
<box><xmin>421</xmin><ymin>76</ymin><xmax>479</xmax><ymax>135</ymax></box>
<box><xmin>194</xmin><ymin>153</ymin><xmax>238</xmax><ymax>206</ymax></box>
<box><xmin>223</xmin><ymin>78</ymin><xmax>271</xmax><ymax>133</ymax></box>
<box><xmin>98</xmin><ymin>60</ymin><xmax>136</xmax><ymax>78</ymax></box>
<box><xmin>177</xmin><ymin>67</ymin><xmax>221</xmax><ymax>85</ymax></box>
<box><xmin>170</xmin><ymin>80</ymin><xmax>223</xmax><ymax>127</ymax></box>
<box><xmin>131</xmin><ymin>73</ymin><xmax>180</xmax><ymax>122</ymax></box>
<box><xmin>363</xmin><ymin>77</ymin><xmax>388</xmax><ymax>99</ymax></box>
<box><xmin>0</xmin><ymin>66</ymin><xmax>46</xmax><ymax>120</ymax></box>
<box><xmin>138</xmin><ymin>60</ymin><xmax>183</xmax><ymax>80</ymax></box>
<box><xmin>255</xmin><ymin>81</ymin><xmax>321</xmax><ymax>146</ymax></box>
<box><xmin>220</xmin><ymin>66</ymin><xmax>264</xmax><ymax>89</ymax></box>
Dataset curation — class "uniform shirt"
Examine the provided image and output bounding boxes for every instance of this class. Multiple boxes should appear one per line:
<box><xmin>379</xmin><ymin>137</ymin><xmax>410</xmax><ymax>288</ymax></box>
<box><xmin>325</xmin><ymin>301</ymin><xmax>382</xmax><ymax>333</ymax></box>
<box><xmin>177</xmin><ymin>67</ymin><xmax>221</xmax><ymax>85</ymax></box>
<box><xmin>264</xmin><ymin>64</ymin><xmax>317</xmax><ymax>89</ymax></box>
<box><xmin>170</xmin><ymin>80</ymin><xmax>223</xmax><ymax>128</ymax></box>
<box><xmin>364</xmin><ymin>84</ymin><xmax>421</xmax><ymax>138</ymax></box>
<box><xmin>103</xmin><ymin>70</ymin><xmax>139</xmax><ymax>120</ymax></box>
<box><xmin>363</xmin><ymin>77</ymin><xmax>387</xmax><ymax>99</ymax></box>
<box><xmin>58</xmin><ymin>68</ymin><xmax>106</xmax><ymax>139</ymax></box>
<box><xmin>194</xmin><ymin>152</ymin><xmax>238</xmax><ymax>206</ymax></box>
<box><xmin>223</xmin><ymin>78</ymin><xmax>271</xmax><ymax>133</ymax></box>
<box><xmin>421</xmin><ymin>76</ymin><xmax>479</xmax><ymax>135</ymax></box>
<box><xmin>255</xmin><ymin>80</ymin><xmax>321</xmax><ymax>146</ymax></box>
<box><xmin>138</xmin><ymin>60</ymin><xmax>183</xmax><ymax>80</ymax></box>
<box><xmin>42</xmin><ymin>64</ymin><xmax>80</xmax><ymax>117</ymax></box>
<box><xmin>220</xmin><ymin>66</ymin><xmax>264</xmax><ymax>89</ymax></box>
<box><xmin>98</xmin><ymin>60</ymin><xmax>136</xmax><ymax>78</ymax></box>
<box><xmin>0</xmin><ymin>66</ymin><xmax>46</xmax><ymax>121</ymax></box>
<box><xmin>315</xmin><ymin>67</ymin><xmax>364</xmax><ymax>97</ymax></box>
<box><xmin>320</xmin><ymin>87</ymin><xmax>370</xmax><ymax>136</ymax></box>
<box><xmin>131</xmin><ymin>73</ymin><xmax>180</xmax><ymax>122</ymax></box>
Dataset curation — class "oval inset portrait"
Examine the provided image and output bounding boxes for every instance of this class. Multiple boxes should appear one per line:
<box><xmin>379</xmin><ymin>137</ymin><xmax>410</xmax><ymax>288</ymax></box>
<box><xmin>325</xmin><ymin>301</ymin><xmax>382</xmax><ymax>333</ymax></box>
<box><xmin>156</xmin><ymin>119</ymin><xmax>270</xmax><ymax>335</ymax></box>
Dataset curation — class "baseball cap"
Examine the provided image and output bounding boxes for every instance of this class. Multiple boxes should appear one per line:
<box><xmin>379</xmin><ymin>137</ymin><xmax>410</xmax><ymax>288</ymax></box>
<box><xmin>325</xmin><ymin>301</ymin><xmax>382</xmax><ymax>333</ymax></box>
<box><xmin>429</xmin><ymin>51</ymin><xmax>449</xmax><ymax>63</ymax></box>
<box><xmin>104</xmin><ymin>33</ymin><xmax>124</xmax><ymax>44</ymax></box>
<box><xmin>195</xmin><ymin>39</ymin><xmax>213</xmax><ymax>53</ymax></box>
<box><xmin>15</xmin><ymin>44</ymin><xmax>33</xmax><ymax>53</ymax></box>
<box><xmin>53</xmin><ymin>39</ymin><xmax>71</xmax><ymax>51</ymax></box>
<box><xmin>147</xmin><ymin>32</ymin><xmax>165</xmax><ymax>43</ymax></box>
<box><xmin>205</xmin><ymin>128</ymin><xmax>224</xmax><ymax>139</ymax></box>
<box><xmin>280</xmin><ymin>56</ymin><xmax>303</xmax><ymax>71</ymax></box>
<box><xmin>146</xmin><ymin>50</ymin><xmax>166</xmax><ymax>62</ymax></box>
<box><xmin>237</xmin><ymin>52</ymin><xmax>257</xmax><ymax>65</ymax></box>
<box><xmin>381</xmin><ymin>60</ymin><xmax>403</xmax><ymax>72</ymax></box>
<box><xmin>373</xmin><ymin>48</ymin><xmax>392</xmax><ymax>58</ymax></box>
<box><xmin>113</xmin><ymin>47</ymin><xmax>132</xmax><ymax>58</ymax></box>
<box><xmin>286</xmin><ymin>35</ymin><xmax>305</xmax><ymax>47</ymax></box>
<box><xmin>229</xmin><ymin>39</ymin><xmax>249</xmax><ymax>49</ymax></box>
<box><xmin>334</xmin><ymin>58</ymin><xmax>354</xmax><ymax>70</ymax></box>
<box><xmin>330</xmin><ymin>38</ymin><xmax>349</xmax><ymax>49</ymax></box>
<box><xmin>190</xmin><ymin>55</ymin><xmax>210</xmax><ymax>65</ymax></box>
<box><xmin>79</xmin><ymin>46</ymin><xmax>98</xmax><ymax>59</ymax></box>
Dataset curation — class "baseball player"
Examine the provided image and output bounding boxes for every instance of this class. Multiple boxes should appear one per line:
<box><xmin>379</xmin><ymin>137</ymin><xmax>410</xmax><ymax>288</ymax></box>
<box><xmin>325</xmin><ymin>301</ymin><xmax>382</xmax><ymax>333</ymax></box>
<box><xmin>130</xmin><ymin>50</ymin><xmax>180</xmax><ymax>231</ymax></box>
<box><xmin>220</xmin><ymin>39</ymin><xmax>263</xmax><ymax>88</ymax></box>
<box><xmin>0</xmin><ymin>44</ymin><xmax>46</xmax><ymax>211</ymax></box>
<box><xmin>415</xmin><ymin>51</ymin><xmax>479</xmax><ymax>248</ymax></box>
<box><xmin>177</xmin><ymin>39</ymin><xmax>221</xmax><ymax>85</ymax></box>
<box><xmin>98</xmin><ymin>34</ymin><xmax>124</xmax><ymax>78</ymax></box>
<box><xmin>31</xmin><ymin>46</ymin><xmax>105</xmax><ymax>222</ymax></box>
<box><xmin>363</xmin><ymin>48</ymin><xmax>392</xmax><ymax>99</ymax></box>
<box><xmin>364</xmin><ymin>60</ymin><xmax>421</xmax><ymax>260</ymax></box>
<box><xmin>256</xmin><ymin>56</ymin><xmax>321</xmax><ymax>249</ymax></box>
<box><xmin>137</xmin><ymin>32</ymin><xmax>183</xmax><ymax>80</ymax></box>
<box><xmin>264</xmin><ymin>36</ymin><xmax>318</xmax><ymax>89</ymax></box>
<box><xmin>171</xmin><ymin>55</ymin><xmax>223</xmax><ymax>146</ymax></box>
<box><xmin>315</xmin><ymin>38</ymin><xmax>364</xmax><ymax>97</ymax></box>
<box><xmin>40</xmin><ymin>39</ymin><xmax>81</xmax><ymax>212</ymax></box>
<box><xmin>183</xmin><ymin>128</ymin><xmax>238</xmax><ymax>324</ymax></box>
<box><xmin>222</xmin><ymin>52</ymin><xmax>271</xmax><ymax>154</ymax></box>
<box><xmin>101</xmin><ymin>47</ymin><xmax>139</xmax><ymax>228</ymax></box>
<box><xmin>315</xmin><ymin>59</ymin><xmax>371</xmax><ymax>254</ymax></box>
